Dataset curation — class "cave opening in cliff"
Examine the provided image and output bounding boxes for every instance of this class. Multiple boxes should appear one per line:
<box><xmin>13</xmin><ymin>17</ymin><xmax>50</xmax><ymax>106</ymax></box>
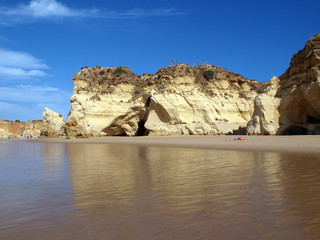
<box><xmin>307</xmin><ymin>115</ymin><xmax>320</xmax><ymax>124</ymax></box>
<box><xmin>281</xmin><ymin>126</ymin><xmax>308</xmax><ymax>135</ymax></box>
<box><xmin>136</xmin><ymin>121</ymin><xmax>149</xmax><ymax>136</ymax></box>
<box><xmin>118</xmin><ymin>132</ymin><xmax>127</xmax><ymax>136</ymax></box>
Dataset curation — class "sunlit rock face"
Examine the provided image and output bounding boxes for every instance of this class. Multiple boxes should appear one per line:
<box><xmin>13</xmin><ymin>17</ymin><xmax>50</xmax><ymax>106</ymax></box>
<box><xmin>246</xmin><ymin>77</ymin><xmax>281</xmax><ymax>135</ymax></box>
<box><xmin>42</xmin><ymin>108</ymin><xmax>64</xmax><ymax>137</ymax></box>
<box><xmin>0</xmin><ymin>120</ymin><xmax>25</xmax><ymax>138</ymax></box>
<box><xmin>65</xmin><ymin>65</ymin><xmax>259</xmax><ymax>137</ymax></box>
<box><xmin>247</xmin><ymin>34</ymin><xmax>320</xmax><ymax>135</ymax></box>
<box><xmin>23</xmin><ymin>120</ymin><xmax>43</xmax><ymax>137</ymax></box>
<box><xmin>0</xmin><ymin>120</ymin><xmax>43</xmax><ymax>138</ymax></box>
<box><xmin>277</xmin><ymin>34</ymin><xmax>320</xmax><ymax>135</ymax></box>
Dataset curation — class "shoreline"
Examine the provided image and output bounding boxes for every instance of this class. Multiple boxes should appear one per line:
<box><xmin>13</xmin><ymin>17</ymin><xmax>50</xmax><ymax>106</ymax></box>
<box><xmin>22</xmin><ymin>135</ymin><xmax>320</xmax><ymax>154</ymax></box>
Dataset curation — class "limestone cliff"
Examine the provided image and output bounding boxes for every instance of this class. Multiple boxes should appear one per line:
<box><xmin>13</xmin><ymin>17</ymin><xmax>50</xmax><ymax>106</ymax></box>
<box><xmin>42</xmin><ymin>108</ymin><xmax>65</xmax><ymax>137</ymax></box>
<box><xmin>246</xmin><ymin>77</ymin><xmax>281</xmax><ymax>135</ymax></box>
<box><xmin>247</xmin><ymin>34</ymin><xmax>320</xmax><ymax>135</ymax></box>
<box><xmin>277</xmin><ymin>34</ymin><xmax>320</xmax><ymax>134</ymax></box>
<box><xmin>65</xmin><ymin>65</ymin><xmax>259</xmax><ymax>137</ymax></box>
<box><xmin>0</xmin><ymin>120</ymin><xmax>25</xmax><ymax>138</ymax></box>
<box><xmin>0</xmin><ymin>120</ymin><xmax>43</xmax><ymax>138</ymax></box>
<box><xmin>23</xmin><ymin>120</ymin><xmax>43</xmax><ymax>137</ymax></box>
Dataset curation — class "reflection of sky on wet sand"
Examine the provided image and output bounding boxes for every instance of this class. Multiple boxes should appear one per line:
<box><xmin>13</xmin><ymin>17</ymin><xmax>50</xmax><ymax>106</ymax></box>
<box><xmin>67</xmin><ymin>143</ymin><xmax>319</xmax><ymax>239</ymax></box>
<box><xmin>0</xmin><ymin>142</ymin><xmax>78</xmax><ymax>240</ymax></box>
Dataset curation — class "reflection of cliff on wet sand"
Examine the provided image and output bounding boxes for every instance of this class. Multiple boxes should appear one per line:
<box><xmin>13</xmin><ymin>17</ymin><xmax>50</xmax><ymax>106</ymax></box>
<box><xmin>42</xmin><ymin>143</ymin><xmax>68</xmax><ymax>181</ymax></box>
<box><xmin>67</xmin><ymin>143</ymin><xmax>313</xmax><ymax>239</ymax></box>
<box><xmin>279</xmin><ymin>154</ymin><xmax>320</xmax><ymax>239</ymax></box>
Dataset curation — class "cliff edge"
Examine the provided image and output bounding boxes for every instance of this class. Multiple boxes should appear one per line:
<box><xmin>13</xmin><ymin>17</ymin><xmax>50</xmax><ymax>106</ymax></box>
<box><xmin>247</xmin><ymin>34</ymin><xmax>320</xmax><ymax>135</ymax></box>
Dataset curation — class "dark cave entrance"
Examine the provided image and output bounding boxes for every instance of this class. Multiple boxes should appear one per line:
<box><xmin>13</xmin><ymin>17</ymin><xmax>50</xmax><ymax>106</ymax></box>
<box><xmin>307</xmin><ymin>115</ymin><xmax>320</xmax><ymax>124</ymax></box>
<box><xmin>118</xmin><ymin>132</ymin><xmax>127</xmax><ymax>136</ymax></box>
<box><xmin>136</xmin><ymin>121</ymin><xmax>149</xmax><ymax>136</ymax></box>
<box><xmin>281</xmin><ymin>126</ymin><xmax>308</xmax><ymax>135</ymax></box>
<box><xmin>135</xmin><ymin>96</ymin><xmax>152</xmax><ymax>136</ymax></box>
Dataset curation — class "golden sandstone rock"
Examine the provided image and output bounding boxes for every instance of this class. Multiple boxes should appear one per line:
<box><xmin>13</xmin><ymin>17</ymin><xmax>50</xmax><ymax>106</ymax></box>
<box><xmin>64</xmin><ymin>35</ymin><xmax>320</xmax><ymax>137</ymax></box>
<box><xmin>42</xmin><ymin>108</ymin><xmax>64</xmax><ymax>137</ymax></box>
<box><xmin>247</xmin><ymin>34</ymin><xmax>320</xmax><ymax>135</ymax></box>
<box><xmin>64</xmin><ymin>65</ymin><xmax>258</xmax><ymax>137</ymax></box>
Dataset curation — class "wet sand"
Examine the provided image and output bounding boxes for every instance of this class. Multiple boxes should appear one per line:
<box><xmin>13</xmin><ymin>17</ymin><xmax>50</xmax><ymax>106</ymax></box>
<box><xmin>28</xmin><ymin>135</ymin><xmax>320</xmax><ymax>154</ymax></box>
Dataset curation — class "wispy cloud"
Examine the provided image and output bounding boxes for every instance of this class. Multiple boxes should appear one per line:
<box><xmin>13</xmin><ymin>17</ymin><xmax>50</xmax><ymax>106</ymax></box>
<box><xmin>0</xmin><ymin>48</ymin><xmax>47</xmax><ymax>80</ymax></box>
<box><xmin>0</xmin><ymin>0</ymin><xmax>182</xmax><ymax>22</ymax></box>
<box><xmin>2</xmin><ymin>0</ymin><xmax>94</xmax><ymax>18</ymax></box>
<box><xmin>0</xmin><ymin>84</ymin><xmax>71</xmax><ymax>121</ymax></box>
<box><xmin>102</xmin><ymin>8</ymin><xmax>183</xmax><ymax>19</ymax></box>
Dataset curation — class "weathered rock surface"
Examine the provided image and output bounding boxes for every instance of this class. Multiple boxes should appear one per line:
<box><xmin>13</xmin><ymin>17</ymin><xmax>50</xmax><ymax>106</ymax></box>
<box><xmin>246</xmin><ymin>77</ymin><xmax>281</xmax><ymax>135</ymax></box>
<box><xmin>42</xmin><ymin>108</ymin><xmax>64</xmax><ymax>137</ymax></box>
<box><xmin>23</xmin><ymin>120</ymin><xmax>43</xmax><ymax>137</ymax></box>
<box><xmin>277</xmin><ymin>34</ymin><xmax>320</xmax><ymax>135</ymax></box>
<box><xmin>0</xmin><ymin>120</ymin><xmax>25</xmax><ymax>138</ymax></box>
<box><xmin>65</xmin><ymin>65</ymin><xmax>259</xmax><ymax>137</ymax></box>
<box><xmin>247</xmin><ymin>34</ymin><xmax>320</xmax><ymax>135</ymax></box>
<box><xmin>0</xmin><ymin>120</ymin><xmax>44</xmax><ymax>138</ymax></box>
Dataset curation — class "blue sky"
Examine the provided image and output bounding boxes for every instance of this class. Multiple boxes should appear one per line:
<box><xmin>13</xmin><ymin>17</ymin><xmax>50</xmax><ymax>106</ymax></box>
<box><xmin>0</xmin><ymin>0</ymin><xmax>319</xmax><ymax>122</ymax></box>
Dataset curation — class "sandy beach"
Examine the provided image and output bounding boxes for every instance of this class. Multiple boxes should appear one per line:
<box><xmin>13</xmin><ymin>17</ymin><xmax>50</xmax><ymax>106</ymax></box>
<box><xmin>25</xmin><ymin>135</ymin><xmax>320</xmax><ymax>154</ymax></box>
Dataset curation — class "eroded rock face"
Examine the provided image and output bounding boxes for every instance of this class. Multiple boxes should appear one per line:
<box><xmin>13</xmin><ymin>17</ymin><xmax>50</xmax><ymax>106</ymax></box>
<box><xmin>0</xmin><ymin>120</ymin><xmax>43</xmax><ymax>138</ymax></box>
<box><xmin>23</xmin><ymin>120</ymin><xmax>43</xmax><ymax>137</ymax></box>
<box><xmin>277</xmin><ymin>34</ymin><xmax>320</xmax><ymax>135</ymax></box>
<box><xmin>0</xmin><ymin>120</ymin><xmax>25</xmax><ymax>138</ymax></box>
<box><xmin>42</xmin><ymin>108</ymin><xmax>64</xmax><ymax>137</ymax></box>
<box><xmin>246</xmin><ymin>77</ymin><xmax>281</xmax><ymax>135</ymax></box>
<box><xmin>65</xmin><ymin>65</ymin><xmax>259</xmax><ymax>137</ymax></box>
<box><xmin>247</xmin><ymin>34</ymin><xmax>320</xmax><ymax>135</ymax></box>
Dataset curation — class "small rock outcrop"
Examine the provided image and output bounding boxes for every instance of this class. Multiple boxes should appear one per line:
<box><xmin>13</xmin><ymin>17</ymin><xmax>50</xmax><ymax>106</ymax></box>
<box><xmin>247</xmin><ymin>34</ymin><xmax>320</xmax><ymax>135</ymax></box>
<box><xmin>42</xmin><ymin>108</ymin><xmax>64</xmax><ymax>137</ymax></box>
<box><xmin>65</xmin><ymin>65</ymin><xmax>259</xmax><ymax>137</ymax></box>
<box><xmin>246</xmin><ymin>77</ymin><xmax>281</xmax><ymax>135</ymax></box>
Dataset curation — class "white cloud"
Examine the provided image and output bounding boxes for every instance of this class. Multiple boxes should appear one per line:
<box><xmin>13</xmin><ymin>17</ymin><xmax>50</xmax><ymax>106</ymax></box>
<box><xmin>11</xmin><ymin>0</ymin><xmax>87</xmax><ymax>18</ymax></box>
<box><xmin>0</xmin><ymin>48</ymin><xmax>47</xmax><ymax>69</ymax></box>
<box><xmin>0</xmin><ymin>85</ymin><xmax>70</xmax><ymax>104</ymax></box>
<box><xmin>0</xmin><ymin>67</ymin><xmax>46</xmax><ymax>79</ymax></box>
<box><xmin>117</xmin><ymin>8</ymin><xmax>183</xmax><ymax>18</ymax></box>
<box><xmin>0</xmin><ymin>0</ymin><xmax>182</xmax><ymax>21</ymax></box>
<box><xmin>23</xmin><ymin>0</ymin><xmax>79</xmax><ymax>17</ymax></box>
<box><xmin>0</xmin><ymin>48</ymin><xmax>48</xmax><ymax>80</ymax></box>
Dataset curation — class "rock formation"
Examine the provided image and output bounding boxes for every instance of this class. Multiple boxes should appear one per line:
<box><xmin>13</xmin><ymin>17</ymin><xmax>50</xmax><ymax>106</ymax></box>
<box><xmin>247</xmin><ymin>33</ymin><xmax>320</xmax><ymax>135</ymax></box>
<box><xmin>3</xmin><ymin>35</ymin><xmax>318</xmax><ymax>137</ymax></box>
<box><xmin>0</xmin><ymin>120</ymin><xmax>26</xmax><ymax>138</ymax></box>
<box><xmin>65</xmin><ymin>65</ymin><xmax>259</xmax><ymax>137</ymax></box>
<box><xmin>246</xmin><ymin>77</ymin><xmax>281</xmax><ymax>135</ymax></box>
<box><xmin>0</xmin><ymin>120</ymin><xmax>43</xmax><ymax>138</ymax></box>
<box><xmin>23</xmin><ymin>120</ymin><xmax>43</xmax><ymax>137</ymax></box>
<box><xmin>42</xmin><ymin>108</ymin><xmax>65</xmax><ymax>137</ymax></box>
